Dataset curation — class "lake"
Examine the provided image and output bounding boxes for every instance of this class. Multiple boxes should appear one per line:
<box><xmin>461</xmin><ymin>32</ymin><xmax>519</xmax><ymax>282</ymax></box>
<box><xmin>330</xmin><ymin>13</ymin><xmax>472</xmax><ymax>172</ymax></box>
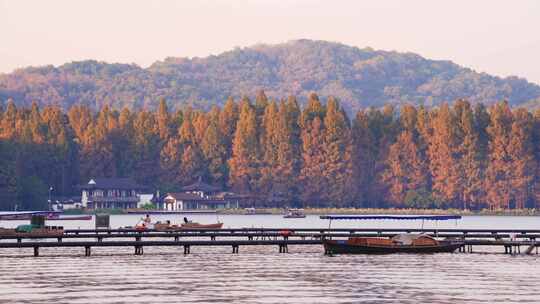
<box><xmin>1</xmin><ymin>214</ymin><xmax>539</xmax><ymax>303</ymax></box>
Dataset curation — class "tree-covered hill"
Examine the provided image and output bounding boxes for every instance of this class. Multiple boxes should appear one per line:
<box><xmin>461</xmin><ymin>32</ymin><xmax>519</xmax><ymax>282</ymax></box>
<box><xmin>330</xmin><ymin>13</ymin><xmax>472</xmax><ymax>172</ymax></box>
<box><xmin>1</xmin><ymin>39</ymin><xmax>540</xmax><ymax>113</ymax></box>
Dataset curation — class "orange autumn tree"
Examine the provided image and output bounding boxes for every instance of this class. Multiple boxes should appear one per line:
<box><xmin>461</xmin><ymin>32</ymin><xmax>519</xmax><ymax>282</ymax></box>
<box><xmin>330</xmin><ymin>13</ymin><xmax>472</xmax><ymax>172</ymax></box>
<box><xmin>508</xmin><ymin>108</ymin><xmax>535</xmax><ymax>209</ymax></box>
<box><xmin>4</xmin><ymin>94</ymin><xmax>540</xmax><ymax>210</ymax></box>
<box><xmin>428</xmin><ymin>103</ymin><xmax>461</xmax><ymax>207</ymax></box>
<box><xmin>228</xmin><ymin>99</ymin><xmax>260</xmax><ymax>194</ymax></box>
<box><xmin>382</xmin><ymin>105</ymin><xmax>428</xmax><ymax>207</ymax></box>
<box><xmin>485</xmin><ymin>101</ymin><xmax>513</xmax><ymax>209</ymax></box>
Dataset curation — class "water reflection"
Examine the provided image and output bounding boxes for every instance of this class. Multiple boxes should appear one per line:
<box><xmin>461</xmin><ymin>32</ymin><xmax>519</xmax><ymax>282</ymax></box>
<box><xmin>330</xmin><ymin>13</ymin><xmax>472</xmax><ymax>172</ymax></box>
<box><xmin>0</xmin><ymin>246</ymin><xmax>539</xmax><ymax>303</ymax></box>
<box><xmin>1</xmin><ymin>214</ymin><xmax>540</xmax><ymax>303</ymax></box>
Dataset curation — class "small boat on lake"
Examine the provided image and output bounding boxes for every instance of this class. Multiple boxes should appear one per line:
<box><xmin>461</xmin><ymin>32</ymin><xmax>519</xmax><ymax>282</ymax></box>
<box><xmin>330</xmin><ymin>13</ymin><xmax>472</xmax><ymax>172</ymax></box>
<box><xmin>323</xmin><ymin>233</ymin><xmax>463</xmax><ymax>254</ymax></box>
<box><xmin>49</xmin><ymin>215</ymin><xmax>92</xmax><ymax>221</ymax></box>
<box><xmin>154</xmin><ymin>220</ymin><xmax>180</xmax><ymax>231</ymax></box>
<box><xmin>283</xmin><ymin>208</ymin><xmax>306</xmax><ymax>218</ymax></box>
<box><xmin>180</xmin><ymin>222</ymin><xmax>223</xmax><ymax>229</ymax></box>
<box><xmin>0</xmin><ymin>211</ymin><xmax>91</xmax><ymax>221</ymax></box>
<box><xmin>136</xmin><ymin>216</ymin><xmax>223</xmax><ymax>231</ymax></box>
<box><xmin>152</xmin><ymin>221</ymin><xmax>223</xmax><ymax>230</ymax></box>
<box><xmin>320</xmin><ymin>215</ymin><xmax>464</xmax><ymax>255</ymax></box>
<box><xmin>0</xmin><ymin>214</ymin><xmax>64</xmax><ymax>237</ymax></box>
<box><xmin>244</xmin><ymin>208</ymin><xmax>271</xmax><ymax>215</ymax></box>
<box><xmin>0</xmin><ymin>211</ymin><xmax>60</xmax><ymax>221</ymax></box>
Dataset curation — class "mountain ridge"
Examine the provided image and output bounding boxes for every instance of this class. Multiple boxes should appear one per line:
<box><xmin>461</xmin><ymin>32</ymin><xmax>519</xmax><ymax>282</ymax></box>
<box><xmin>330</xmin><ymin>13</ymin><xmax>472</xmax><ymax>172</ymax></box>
<box><xmin>1</xmin><ymin>39</ymin><xmax>540</xmax><ymax>112</ymax></box>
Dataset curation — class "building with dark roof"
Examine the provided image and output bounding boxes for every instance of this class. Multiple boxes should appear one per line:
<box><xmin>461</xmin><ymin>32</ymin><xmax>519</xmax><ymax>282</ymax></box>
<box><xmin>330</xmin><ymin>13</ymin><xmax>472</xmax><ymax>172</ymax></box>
<box><xmin>79</xmin><ymin>178</ymin><xmax>147</xmax><ymax>209</ymax></box>
<box><xmin>162</xmin><ymin>180</ymin><xmax>241</xmax><ymax>210</ymax></box>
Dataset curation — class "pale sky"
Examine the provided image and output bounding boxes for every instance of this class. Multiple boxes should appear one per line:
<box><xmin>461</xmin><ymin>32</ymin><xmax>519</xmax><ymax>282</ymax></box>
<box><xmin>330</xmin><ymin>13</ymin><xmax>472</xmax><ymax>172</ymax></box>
<box><xmin>1</xmin><ymin>0</ymin><xmax>540</xmax><ymax>84</ymax></box>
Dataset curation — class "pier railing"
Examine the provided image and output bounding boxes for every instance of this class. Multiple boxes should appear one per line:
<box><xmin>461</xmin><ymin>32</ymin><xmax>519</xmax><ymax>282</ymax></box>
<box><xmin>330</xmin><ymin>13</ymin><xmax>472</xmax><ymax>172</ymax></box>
<box><xmin>1</xmin><ymin>227</ymin><xmax>538</xmax><ymax>256</ymax></box>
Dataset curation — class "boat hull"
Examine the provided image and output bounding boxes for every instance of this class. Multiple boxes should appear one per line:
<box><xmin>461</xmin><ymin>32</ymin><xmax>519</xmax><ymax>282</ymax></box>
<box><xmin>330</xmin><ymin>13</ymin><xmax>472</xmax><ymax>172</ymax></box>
<box><xmin>0</xmin><ymin>227</ymin><xmax>64</xmax><ymax>237</ymax></box>
<box><xmin>180</xmin><ymin>223</ymin><xmax>224</xmax><ymax>229</ymax></box>
<box><xmin>49</xmin><ymin>215</ymin><xmax>92</xmax><ymax>221</ymax></box>
<box><xmin>323</xmin><ymin>239</ymin><xmax>463</xmax><ymax>254</ymax></box>
<box><xmin>0</xmin><ymin>214</ymin><xmax>91</xmax><ymax>221</ymax></box>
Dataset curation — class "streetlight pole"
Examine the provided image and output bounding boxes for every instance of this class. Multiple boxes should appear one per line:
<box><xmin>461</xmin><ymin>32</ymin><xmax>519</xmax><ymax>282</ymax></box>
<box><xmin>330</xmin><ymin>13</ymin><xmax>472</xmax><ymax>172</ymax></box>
<box><xmin>48</xmin><ymin>186</ymin><xmax>53</xmax><ymax>211</ymax></box>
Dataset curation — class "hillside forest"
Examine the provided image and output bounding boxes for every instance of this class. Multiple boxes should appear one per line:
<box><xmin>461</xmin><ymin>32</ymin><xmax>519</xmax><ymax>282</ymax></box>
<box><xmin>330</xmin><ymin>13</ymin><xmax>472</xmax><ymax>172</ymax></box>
<box><xmin>2</xmin><ymin>40</ymin><xmax>540</xmax><ymax>115</ymax></box>
<box><xmin>0</xmin><ymin>92</ymin><xmax>539</xmax><ymax>211</ymax></box>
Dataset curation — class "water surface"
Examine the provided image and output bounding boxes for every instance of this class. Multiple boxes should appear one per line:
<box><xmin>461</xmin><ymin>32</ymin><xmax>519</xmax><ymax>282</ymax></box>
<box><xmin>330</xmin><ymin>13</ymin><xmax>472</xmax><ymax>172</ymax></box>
<box><xmin>1</xmin><ymin>215</ymin><xmax>539</xmax><ymax>303</ymax></box>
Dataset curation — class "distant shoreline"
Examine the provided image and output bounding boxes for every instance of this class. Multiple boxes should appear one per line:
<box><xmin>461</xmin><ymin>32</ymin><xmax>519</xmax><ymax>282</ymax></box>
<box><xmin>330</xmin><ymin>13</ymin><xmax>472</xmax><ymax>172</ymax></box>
<box><xmin>61</xmin><ymin>207</ymin><xmax>540</xmax><ymax>216</ymax></box>
<box><xmin>218</xmin><ymin>208</ymin><xmax>540</xmax><ymax>216</ymax></box>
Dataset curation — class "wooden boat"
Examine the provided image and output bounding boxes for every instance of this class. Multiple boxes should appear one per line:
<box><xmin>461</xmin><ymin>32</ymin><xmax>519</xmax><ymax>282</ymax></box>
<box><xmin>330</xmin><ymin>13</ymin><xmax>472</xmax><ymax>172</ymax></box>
<box><xmin>320</xmin><ymin>215</ymin><xmax>463</xmax><ymax>255</ymax></box>
<box><xmin>49</xmin><ymin>215</ymin><xmax>92</xmax><ymax>221</ymax></box>
<box><xmin>180</xmin><ymin>222</ymin><xmax>223</xmax><ymax>229</ymax></box>
<box><xmin>323</xmin><ymin>234</ymin><xmax>464</xmax><ymax>255</ymax></box>
<box><xmin>0</xmin><ymin>214</ymin><xmax>65</xmax><ymax>237</ymax></box>
<box><xmin>244</xmin><ymin>208</ymin><xmax>271</xmax><ymax>215</ymax></box>
<box><xmin>0</xmin><ymin>212</ymin><xmax>91</xmax><ymax>221</ymax></box>
<box><xmin>154</xmin><ymin>221</ymin><xmax>181</xmax><ymax>231</ymax></box>
<box><xmin>283</xmin><ymin>208</ymin><xmax>306</xmax><ymax>218</ymax></box>
<box><xmin>0</xmin><ymin>228</ymin><xmax>17</xmax><ymax>236</ymax></box>
<box><xmin>0</xmin><ymin>211</ymin><xmax>61</xmax><ymax>221</ymax></box>
<box><xmin>127</xmin><ymin>210</ymin><xmax>217</xmax><ymax>215</ymax></box>
<box><xmin>0</xmin><ymin>225</ymin><xmax>64</xmax><ymax>237</ymax></box>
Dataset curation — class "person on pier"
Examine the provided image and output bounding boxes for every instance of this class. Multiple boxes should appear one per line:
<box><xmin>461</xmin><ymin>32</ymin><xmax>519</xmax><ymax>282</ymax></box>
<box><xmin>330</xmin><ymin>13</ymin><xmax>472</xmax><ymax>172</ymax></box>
<box><xmin>143</xmin><ymin>214</ymin><xmax>151</xmax><ymax>225</ymax></box>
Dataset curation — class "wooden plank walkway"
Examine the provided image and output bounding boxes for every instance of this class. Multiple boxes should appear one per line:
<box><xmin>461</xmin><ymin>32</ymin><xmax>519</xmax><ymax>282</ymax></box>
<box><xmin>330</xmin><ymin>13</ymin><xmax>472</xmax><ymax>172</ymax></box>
<box><xmin>1</xmin><ymin>232</ymin><xmax>540</xmax><ymax>241</ymax></box>
<box><xmin>61</xmin><ymin>228</ymin><xmax>540</xmax><ymax>234</ymax></box>
<box><xmin>1</xmin><ymin>228</ymin><xmax>539</xmax><ymax>256</ymax></box>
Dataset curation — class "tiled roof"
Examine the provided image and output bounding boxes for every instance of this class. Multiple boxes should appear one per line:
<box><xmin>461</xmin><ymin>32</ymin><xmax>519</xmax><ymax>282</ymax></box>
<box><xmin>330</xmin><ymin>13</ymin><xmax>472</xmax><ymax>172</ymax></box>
<box><xmin>164</xmin><ymin>192</ymin><xmax>232</xmax><ymax>204</ymax></box>
<box><xmin>165</xmin><ymin>192</ymin><xmax>202</xmax><ymax>201</ymax></box>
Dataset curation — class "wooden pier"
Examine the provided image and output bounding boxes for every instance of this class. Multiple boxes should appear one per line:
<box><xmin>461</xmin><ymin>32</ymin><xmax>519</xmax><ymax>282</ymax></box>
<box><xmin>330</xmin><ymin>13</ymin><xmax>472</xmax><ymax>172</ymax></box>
<box><xmin>0</xmin><ymin>228</ymin><xmax>539</xmax><ymax>257</ymax></box>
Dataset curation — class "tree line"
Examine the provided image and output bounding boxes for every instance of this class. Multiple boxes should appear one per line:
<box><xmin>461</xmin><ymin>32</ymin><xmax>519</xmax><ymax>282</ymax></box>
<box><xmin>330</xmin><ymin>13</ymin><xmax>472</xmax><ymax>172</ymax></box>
<box><xmin>1</xmin><ymin>91</ymin><xmax>539</xmax><ymax>210</ymax></box>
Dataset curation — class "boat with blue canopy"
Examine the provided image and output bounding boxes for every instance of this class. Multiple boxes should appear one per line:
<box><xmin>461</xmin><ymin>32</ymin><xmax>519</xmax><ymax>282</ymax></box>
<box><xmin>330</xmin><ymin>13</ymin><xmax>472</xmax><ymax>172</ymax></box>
<box><xmin>320</xmin><ymin>214</ymin><xmax>464</xmax><ymax>255</ymax></box>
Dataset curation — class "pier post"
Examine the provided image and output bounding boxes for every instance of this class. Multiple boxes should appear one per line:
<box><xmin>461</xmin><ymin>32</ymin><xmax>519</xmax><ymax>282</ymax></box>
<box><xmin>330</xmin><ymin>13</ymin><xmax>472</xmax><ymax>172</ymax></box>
<box><xmin>85</xmin><ymin>246</ymin><xmax>91</xmax><ymax>256</ymax></box>
<box><xmin>33</xmin><ymin>246</ymin><xmax>39</xmax><ymax>257</ymax></box>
